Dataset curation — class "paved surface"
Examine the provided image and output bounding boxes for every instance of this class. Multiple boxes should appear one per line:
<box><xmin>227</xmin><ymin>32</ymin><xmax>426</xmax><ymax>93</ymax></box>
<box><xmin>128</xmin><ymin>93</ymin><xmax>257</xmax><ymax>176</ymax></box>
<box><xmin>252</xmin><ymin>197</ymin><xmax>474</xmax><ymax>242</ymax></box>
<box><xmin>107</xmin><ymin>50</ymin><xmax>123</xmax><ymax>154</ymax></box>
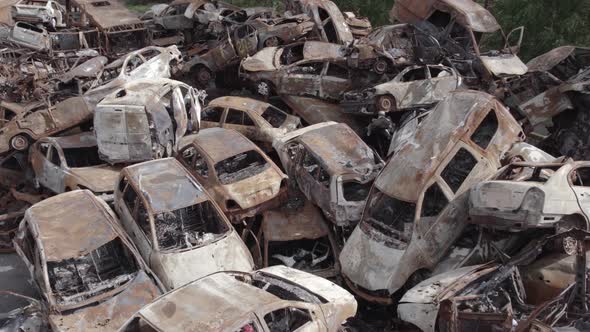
<box><xmin>0</xmin><ymin>253</ymin><xmax>39</xmax><ymax>313</ymax></box>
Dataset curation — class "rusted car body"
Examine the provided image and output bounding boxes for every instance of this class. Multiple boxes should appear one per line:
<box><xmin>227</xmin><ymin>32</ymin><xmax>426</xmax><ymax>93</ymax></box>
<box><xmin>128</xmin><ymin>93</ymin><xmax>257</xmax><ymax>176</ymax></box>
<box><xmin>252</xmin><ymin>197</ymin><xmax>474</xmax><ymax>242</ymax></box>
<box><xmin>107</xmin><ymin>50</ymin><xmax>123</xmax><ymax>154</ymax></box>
<box><xmin>182</xmin><ymin>37</ymin><xmax>239</xmax><ymax>87</ymax></box>
<box><xmin>281</xmin><ymin>95</ymin><xmax>366</xmax><ymax>135</ymax></box>
<box><xmin>13</xmin><ymin>190</ymin><xmax>164</xmax><ymax>331</ymax></box>
<box><xmin>342</xmin><ymin>65</ymin><xmax>462</xmax><ymax>114</ymax></box>
<box><xmin>398</xmin><ymin>229</ymin><xmax>590</xmax><ymax>332</ymax></box>
<box><xmin>118</xmin><ymin>266</ymin><xmax>358</xmax><ymax>332</ymax></box>
<box><xmin>0</xmin><ymin>96</ymin><xmax>93</xmax><ymax>154</ymax></box>
<box><xmin>250</xmin><ymin>189</ymin><xmax>340</xmax><ymax>278</ymax></box>
<box><xmin>344</xmin><ymin>12</ymin><xmax>372</xmax><ymax>38</ymax></box>
<box><xmin>177</xmin><ymin>128</ymin><xmax>288</xmax><ymax>223</ymax></box>
<box><xmin>11</xmin><ymin>0</ymin><xmax>65</xmax><ymax>28</ymax></box>
<box><xmin>239</xmin><ymin>15</ymin><xmax>314</xmax><ymax>49</ymax></box>
<box><xmin>114</xmin><ymin>158</ymin><xmax>255</xmax><ymax>290</ymax></box>
<box><xmin>84</xmin><ymin>45</ymin><xmax>183</xmax><ymax>106</ymax></box>
<box><xmin>201</xmin><ymin>96</ymin><xmax>300</xmax><ymax>148</ymax></box>
<box><xmin>94</xmin><ymin>78</ymin><xmax>203</xmax><ymax>164</ymax></box>
<box><xmin>240</xmin><ymin>42</ymin><xmax>356</xmax><ymax>100</ymax></box>
<box><xmin>469</xmin><ymin>161</ymin><xmax>590</xmax><ymax>232</ymax></box>
<box><xmin>391</xmin><ymin>0</ymin><xmax>527</xmax><ymax>80</ymax></box>
<box><xmin>527</xmin><ymin>45</ymin><xmax>590</xmax><ymax>81</ymax></box>
<box><xmin>7</xmin><ymin>22</ymin><xmax>50</xmax><ymax>51</ymax></box>
<box><xmin>287</xmin><ymin>0</ymin><xmax>354</xmax><ymax>44</ymax></box>
<box><xmin>339</xmin><ymin>90</ymin><xmax>524</xmax><ymax>303</ymax></box>
<box><xmin>274</xmin><ymin>122</ymin><xmax>384</xmax><ymax>226</ymax></box>
<box><xmin>67</xmin><ymin>0</ymin><xmax>148</xmax><ymax>55</ymax></box>
<box><xmin>0</xmin><ymin>291</ymin><xmax>48</xmax><ymax>331</ymax></box>
<box><xmin>29</xmin><ymin>133</ymin><xmax>122</xmax><ymax>196</ymax></box>
<box><xmin>517</xmin><ymin>68</ymin><xmax>590</xmax><ymax>137</ymax></box>
<box><xmin>0</xmin><ymin>151</ymin><xmax>28</xmax><ymax>189</ymax></box>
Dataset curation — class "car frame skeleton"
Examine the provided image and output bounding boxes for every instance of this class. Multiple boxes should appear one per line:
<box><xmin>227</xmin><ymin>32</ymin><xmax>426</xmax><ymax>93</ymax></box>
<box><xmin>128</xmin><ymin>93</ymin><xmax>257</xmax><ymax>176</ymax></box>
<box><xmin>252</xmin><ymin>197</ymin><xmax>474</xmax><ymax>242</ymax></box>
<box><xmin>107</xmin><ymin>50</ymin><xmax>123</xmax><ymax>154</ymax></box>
<box><xmin>339</xmin><ymin>90</ymin><xmax>524</xmax><ymax>303</ymax></box>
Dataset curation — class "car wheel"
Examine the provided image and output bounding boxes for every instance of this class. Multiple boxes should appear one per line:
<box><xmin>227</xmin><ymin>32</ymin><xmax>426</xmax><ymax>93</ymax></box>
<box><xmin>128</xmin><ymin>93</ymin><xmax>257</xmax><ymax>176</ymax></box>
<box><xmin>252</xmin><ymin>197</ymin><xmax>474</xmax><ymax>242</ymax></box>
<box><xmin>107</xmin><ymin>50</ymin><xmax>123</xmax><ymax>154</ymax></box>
<box><xmin>373</xmin><ymin>59</ymin><xmax>389</xmax><ymax>75</ymax></box>
<box><xmin>192</xmin><ymin>65</ymin><xmax>212</xmax><ymax>88</ymax></box>
<box><xmin>376</xmin><ymin>95</ymin><xmax>396</xmax><ymax>113</ymax></box>
<box><xmin>264</xmin><ymin>37</ymin><xmax>280</xmax><ymax>47</ymax></box>
<box><xmin>256</xmin><ymin>81</ymin><xmax>272</xmax><ymax>97</ymax></box>
<box><xmin>10</xmin><ymin>134</ymin><xmax>29</xmax><ymax>151</ymax></box>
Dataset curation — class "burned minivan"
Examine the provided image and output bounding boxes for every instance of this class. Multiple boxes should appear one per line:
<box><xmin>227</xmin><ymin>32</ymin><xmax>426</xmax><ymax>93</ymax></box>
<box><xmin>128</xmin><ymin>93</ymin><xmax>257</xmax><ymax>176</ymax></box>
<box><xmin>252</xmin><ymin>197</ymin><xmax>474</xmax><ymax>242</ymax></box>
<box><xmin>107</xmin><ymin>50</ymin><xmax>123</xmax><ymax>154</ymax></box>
<box><xmin>339</xmin><ymin>90</ymin><xmax>524</xmax><ymax>303</ymax></box>
<box><xmin>13</xmin><ymin>190</ymin><xmax>163</xmax><ymax>331</ymax></box>
<box><xmin>115</xmin><ymin>158</ymin><xmax>255</xmax><ymax>290</ymax></box>
<box><xmin>94</xmin><ymin>78</ymin><xmax>203</xmax><ymax>164</ymax></box>
<box><xmin>274</xmin><ymin>122</ymin><xmax>384</xmax><ymax>226</ymax></box>
<box><xmin>177</xmin><ymin>128</ymin><xmax>288</xmax><ymax>223</ymax></box>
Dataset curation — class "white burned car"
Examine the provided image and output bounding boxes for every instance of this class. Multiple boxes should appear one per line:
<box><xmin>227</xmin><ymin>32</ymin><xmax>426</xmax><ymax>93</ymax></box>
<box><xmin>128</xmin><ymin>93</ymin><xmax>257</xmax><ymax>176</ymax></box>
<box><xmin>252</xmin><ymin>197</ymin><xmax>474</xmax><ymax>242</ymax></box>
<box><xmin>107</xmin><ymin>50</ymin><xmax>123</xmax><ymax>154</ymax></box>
<box><xmin>469</xmin><ymin>161</ymin><xmax>590</xmax><ymax>232</ymax></box>
<box><xmin>94</xmin><ymin>78</ymin><xmax>203</xmax><ymax>164</ymax></box>
<box><xmin>114</xmin><ymin>158</ymin><xmax>255</xmax><ymax>290</ymax></box>
<box><xmin>118</xmin><ymin>265</ymin><xmax>357</xmax><ymax>332</ymax></box>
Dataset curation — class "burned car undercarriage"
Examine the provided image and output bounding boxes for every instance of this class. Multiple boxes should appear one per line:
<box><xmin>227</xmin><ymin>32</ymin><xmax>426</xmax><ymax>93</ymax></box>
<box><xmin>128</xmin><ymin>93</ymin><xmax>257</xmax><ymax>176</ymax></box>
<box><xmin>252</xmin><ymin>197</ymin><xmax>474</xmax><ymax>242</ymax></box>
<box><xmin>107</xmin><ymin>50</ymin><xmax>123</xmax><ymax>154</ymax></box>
<box><xmin>1</xmin><ymin>0</ymin><xmax>590</xmax><ymax>331</ymax></box>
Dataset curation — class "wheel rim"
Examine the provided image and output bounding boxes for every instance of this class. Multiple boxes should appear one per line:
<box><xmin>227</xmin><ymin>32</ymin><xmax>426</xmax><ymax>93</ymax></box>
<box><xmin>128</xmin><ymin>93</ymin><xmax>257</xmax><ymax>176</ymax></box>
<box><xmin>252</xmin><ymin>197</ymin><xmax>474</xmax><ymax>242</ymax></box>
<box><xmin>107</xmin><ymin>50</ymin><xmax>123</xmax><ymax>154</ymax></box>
<box><xmin>197</xmin><ymin>69</ymin><xmax>211</xmax><ymax>84</ymax></box>
<box><xmin>378</xmin><ymin>97</ymin><xmax>392</xmax><ymax>111</ymax></box>
<box><xmin>374</xmin><ymin>60</ymin><xmax>387</xmax><ymax>74</ymax></box>
<box><xmin>11</xmin><ymin>135</ymin><xmax>28</xmax><ymax>150</ymax></box>
<box><xmin>257</xmin><ymin>82</ymin><xmax>270</xmax><ymax>96</ymax></box>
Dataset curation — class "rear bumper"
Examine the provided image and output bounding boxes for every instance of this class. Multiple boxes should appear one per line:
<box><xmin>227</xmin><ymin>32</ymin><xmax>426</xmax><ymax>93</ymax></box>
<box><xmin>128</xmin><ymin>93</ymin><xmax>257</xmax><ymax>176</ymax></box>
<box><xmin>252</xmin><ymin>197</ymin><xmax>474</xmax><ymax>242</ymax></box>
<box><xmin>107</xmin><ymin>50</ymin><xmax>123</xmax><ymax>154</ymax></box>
<box><xmin>469</xmin><ymin>207</ymin><xmax>548</xmax><ymax>231</ymax></box>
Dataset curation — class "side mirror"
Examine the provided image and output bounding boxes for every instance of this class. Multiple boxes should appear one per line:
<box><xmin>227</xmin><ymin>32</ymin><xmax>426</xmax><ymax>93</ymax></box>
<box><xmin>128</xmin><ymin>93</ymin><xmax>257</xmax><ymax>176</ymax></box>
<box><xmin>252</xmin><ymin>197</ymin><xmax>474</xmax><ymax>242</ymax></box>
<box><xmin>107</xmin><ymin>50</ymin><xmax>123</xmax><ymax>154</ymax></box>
<box><xmin>504</xmin><ymin>26</ymin><xmax>524</xmax><ymax>54</ymax></box>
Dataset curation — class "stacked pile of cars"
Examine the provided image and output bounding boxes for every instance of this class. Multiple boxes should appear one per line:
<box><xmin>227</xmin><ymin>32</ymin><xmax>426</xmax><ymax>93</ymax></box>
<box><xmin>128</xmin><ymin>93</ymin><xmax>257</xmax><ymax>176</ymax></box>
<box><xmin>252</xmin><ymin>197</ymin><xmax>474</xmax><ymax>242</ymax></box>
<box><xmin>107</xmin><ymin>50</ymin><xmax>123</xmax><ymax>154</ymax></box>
<box><xmin>1</xmin><ymin>0</ymin><xmax>590</xmax><ymax>331</ymax></box>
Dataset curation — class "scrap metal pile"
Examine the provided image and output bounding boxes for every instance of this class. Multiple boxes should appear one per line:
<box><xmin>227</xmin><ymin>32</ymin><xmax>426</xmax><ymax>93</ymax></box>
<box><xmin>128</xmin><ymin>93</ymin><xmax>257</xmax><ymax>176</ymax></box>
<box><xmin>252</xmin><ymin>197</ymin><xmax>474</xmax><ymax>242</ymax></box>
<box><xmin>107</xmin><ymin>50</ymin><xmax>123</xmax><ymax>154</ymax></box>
<box><xmin>1</xmin><ymin>0</ymin><xmax>590</xmax><ymax>331</ymax></box>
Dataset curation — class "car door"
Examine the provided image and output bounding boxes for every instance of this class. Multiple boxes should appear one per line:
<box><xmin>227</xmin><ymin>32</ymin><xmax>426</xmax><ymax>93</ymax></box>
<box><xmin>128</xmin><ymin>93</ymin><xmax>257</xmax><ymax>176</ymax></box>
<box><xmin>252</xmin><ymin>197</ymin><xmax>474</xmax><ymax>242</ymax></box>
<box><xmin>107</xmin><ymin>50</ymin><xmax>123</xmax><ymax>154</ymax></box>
<box><xmin>234</xmin><ymin>24</ymin><xmax>259</xmax><ymax>58</ymax></box>
<box><xmin>49</xmin><ymin>1</ymin><xmax>63</xmax><ymax>26</ymax></box>
<box><xmin>427</xmin><ymin>66</ymin><xmax>461</xmax><ymax>102</ymax></box>
<box><xmin>297</xmin><ymin>148</ymin><xmax>331</xmax><ymax>212</ymax></box>
<box><xmin>396</xmin><ymin>66</ymin><xmax>433</xmax><ymax>109</ymax></box>
<box><xmin>280</xmin><ymin>61</ymin><xmax>323</xmax><ymax>97</ymax></box>
<box><xmin>568</xmin><ymin>164</ymin><xmax>590</xmax><ymax>229</ymax></box>
<box><xmin>116</xmin><ymin>177</ymin><xmax>154</xmax><ymax>260</ymax></box>
<box><xmin>222</xmin><ymin>108</ymin><xmax>260</xmax><ymax>142</ymax></box>
<box><xmin>42</xmin><ymin>145</ymin><xmax>65</xmax><ymax>193</ymax></box>
<box><xmin>321</xmin><ymin>63</ymin><xmax>352</xmax><ymax>100</ymax></box>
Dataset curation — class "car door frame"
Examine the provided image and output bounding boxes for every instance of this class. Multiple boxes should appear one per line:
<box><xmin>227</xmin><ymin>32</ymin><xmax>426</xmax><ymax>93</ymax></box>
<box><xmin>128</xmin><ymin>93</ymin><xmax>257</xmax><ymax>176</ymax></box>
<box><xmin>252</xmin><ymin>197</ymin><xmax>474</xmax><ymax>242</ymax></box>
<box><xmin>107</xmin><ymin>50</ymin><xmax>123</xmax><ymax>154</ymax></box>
<box><xmin>43</xmin><ymin>143</ymin><xmax>66</xmax><ymax>193</ymax></box>
<box><xmin>295</xmin><ymin>145</ymin><xmax>331</xmax><ymax>213</ymax></box>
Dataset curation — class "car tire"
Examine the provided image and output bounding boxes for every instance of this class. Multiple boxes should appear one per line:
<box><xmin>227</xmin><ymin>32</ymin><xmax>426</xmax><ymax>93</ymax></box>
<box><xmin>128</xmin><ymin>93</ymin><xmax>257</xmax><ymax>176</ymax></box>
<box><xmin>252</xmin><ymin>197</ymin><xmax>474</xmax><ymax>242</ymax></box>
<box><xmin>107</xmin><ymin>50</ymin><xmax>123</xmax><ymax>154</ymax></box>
<box><xmin>376</xmin><ymin>95</ymin><xmax>396</xmax><ymax>113</ymax></box>
<box><xmin>10</xmin><ymin>134</ymin><xmax>29</xmax><ymax>151</ymax></box>
<box><xmin>264</xmin><ymin>37</ymin><xmax>280</xmax><ymax>47</ymax></box>
<box><xmin>373</xmin><ymin>58</ymin><xmax>389</xmax><ymax>75</ymax></box>
<box><xmin>192</xmin><ymin>65</ymin><xmax>212</xmax><ymax>88</ymax></box>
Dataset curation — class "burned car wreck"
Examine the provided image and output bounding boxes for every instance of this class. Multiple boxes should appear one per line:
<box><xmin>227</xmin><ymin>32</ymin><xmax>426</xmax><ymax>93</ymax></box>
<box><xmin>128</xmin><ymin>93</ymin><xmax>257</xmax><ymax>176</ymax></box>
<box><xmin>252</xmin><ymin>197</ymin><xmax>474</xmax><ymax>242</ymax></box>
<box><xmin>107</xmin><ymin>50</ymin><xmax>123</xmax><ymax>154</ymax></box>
<box><xmin>3</xmin><ymin>0</ymin><xmax>590</xmax><ymax>330</ymax></box>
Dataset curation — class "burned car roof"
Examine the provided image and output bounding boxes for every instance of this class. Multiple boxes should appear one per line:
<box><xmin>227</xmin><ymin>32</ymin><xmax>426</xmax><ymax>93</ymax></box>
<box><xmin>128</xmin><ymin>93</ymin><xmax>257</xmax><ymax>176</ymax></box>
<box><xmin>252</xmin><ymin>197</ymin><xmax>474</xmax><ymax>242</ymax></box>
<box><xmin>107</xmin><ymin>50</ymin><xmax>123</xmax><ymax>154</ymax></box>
<box><xmin>375</xmin><ymin>90</ymin><xmax>523</xmax><ymax>202</ymax></box>
<box><xmin>392</xmin><ymin>0</ymin><xmax>500</xmax><ymax>33</ymax></box>
<box><xmin>296</xmin><ymin>122</ymin><xmax>377</xmax><ymax>176</ymax></box>
<box><xmin>97</xmin><ymin>80</ymin><xmax>170</xmax><ymax>106</ymax></box>
<box><xmin>208</xmin><ymin>96</ymin><xmax>270</xmax><ymax>114</ymax></box>
<box><xmin>25</xmin><ymin>190</ymin><xmax>118</xmax><ymax>261</ymax></box>
<box><xmin>180</xmin><ymin>127</ymin><xmax>258</xmax><ymax>162</ymax></box>
<box><xmin>123</xmin><ymin>158</ymin><xmax>208</xmax><ymax>214</ymax></box>
<box><xmin>42</xmin><ymin>132</ymin><xmax>98</xmax><ymax>149</ymax></box>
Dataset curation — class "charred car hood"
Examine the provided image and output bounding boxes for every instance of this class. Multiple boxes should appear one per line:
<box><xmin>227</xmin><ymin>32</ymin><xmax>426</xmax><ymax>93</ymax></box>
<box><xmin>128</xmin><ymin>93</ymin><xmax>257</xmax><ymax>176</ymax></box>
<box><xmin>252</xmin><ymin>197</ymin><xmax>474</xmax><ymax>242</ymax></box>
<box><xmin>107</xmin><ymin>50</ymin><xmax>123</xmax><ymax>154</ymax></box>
<box><xmin>69</xmin><ymin>166</ymin><xmax>123</xmax><ymax>193</ymax></box>
<box><xmin>242</xmin><ymin>47</ymin><xmax>280</xmax><ymax>72</ymax></box>
<box><xmin>339</xmin><ymin>226</ymin><xmax>404</xmax><ymax>291</ymax></box>
<box><xmin>155</xmin><ymin>231</ymin><xmax>254</xmax><ymax>289</ymax></box>
<box><xmin>49</xmin><ymin>271</ymin><xmax>159</xmax><ymax>332</ymax></box>
<box><xmin>480</xmin><ymin>54</ymin><xmax>528</xmax><ymax>76</ymax></box>
<box><xmin>222</xmin><ymin>169</ymin><xmax>284</xmax><ymax>209</ymax></box>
